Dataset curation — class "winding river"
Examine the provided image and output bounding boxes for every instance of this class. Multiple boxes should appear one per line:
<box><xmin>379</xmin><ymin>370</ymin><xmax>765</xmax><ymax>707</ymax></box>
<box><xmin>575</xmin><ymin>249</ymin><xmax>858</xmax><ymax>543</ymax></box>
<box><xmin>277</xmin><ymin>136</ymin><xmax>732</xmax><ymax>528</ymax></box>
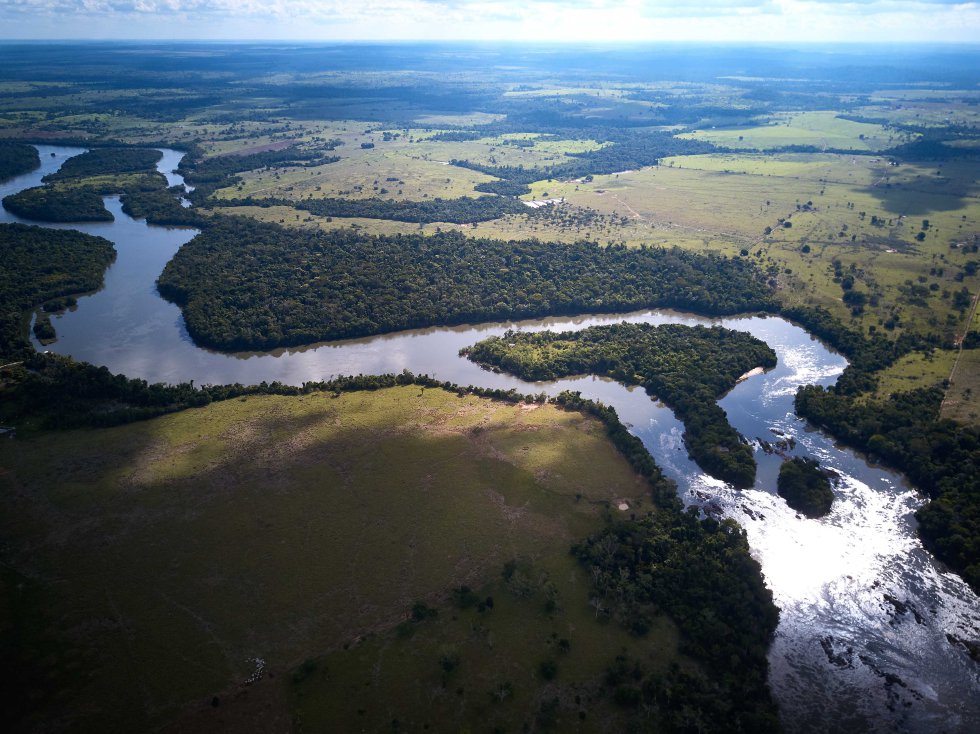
<box><xmin>4</xmin><ymin>146</ymin><xmax>979</xmax><ymax>733</ymax></box>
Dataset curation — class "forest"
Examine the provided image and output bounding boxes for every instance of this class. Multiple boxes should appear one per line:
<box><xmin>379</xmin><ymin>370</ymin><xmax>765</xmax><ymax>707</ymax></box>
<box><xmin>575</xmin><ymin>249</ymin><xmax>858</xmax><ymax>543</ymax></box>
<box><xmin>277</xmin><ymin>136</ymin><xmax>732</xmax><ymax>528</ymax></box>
<box><xmin>41</xmin><ymin>147</ymin><xmax>162</xmax><ymax>182</ymax></box>
<box><xmin>572</xmin><ymin>512</ymin><xmax>780</xmax><ymax>732</ymax></box>
<box><xmin>776</xmin><ymin>457</ymin><xmax>835</xmax><ymax>518</ymax></box>
<box><xmin>451</xmin><ymin>129</ymin><xmax>721</xmax><ymax>192</ymax></box>
<box><xmin>157</xmin><ymin>217</ymin><xmax>777</xmax><ymax>351</ymax></box>
<box><xmin>463</xmin><ymin>323</ymin><xmax>777</xmax><ymax>487</ymax></box>
<box><xmin>220</xmin><ymin>193</ymin><xmax>529</xmax><ymax>224</ymax></box>
<box><xmin>2</xmin><ymin>185</ymin><xmax>113</xmax><ymax>222</ymax></box>
<box><xmin>0</xmin><ymin>223</ymin><xmax>115</xmax><ymax>358</ymax></box>
<box><xmin>0</xmin><ymin>141</ymin><xmax>40</xmax><ymax>181</ymax></box>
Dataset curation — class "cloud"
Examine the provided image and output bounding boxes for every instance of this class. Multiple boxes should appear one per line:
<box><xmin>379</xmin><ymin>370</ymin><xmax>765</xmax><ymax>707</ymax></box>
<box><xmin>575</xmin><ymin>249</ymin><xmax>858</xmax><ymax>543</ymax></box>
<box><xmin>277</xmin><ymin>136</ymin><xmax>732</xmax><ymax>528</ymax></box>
<box><xmin>1</xmin><ymin>0</ymin><xmax>978</xmax><ymax>41</ymax></box>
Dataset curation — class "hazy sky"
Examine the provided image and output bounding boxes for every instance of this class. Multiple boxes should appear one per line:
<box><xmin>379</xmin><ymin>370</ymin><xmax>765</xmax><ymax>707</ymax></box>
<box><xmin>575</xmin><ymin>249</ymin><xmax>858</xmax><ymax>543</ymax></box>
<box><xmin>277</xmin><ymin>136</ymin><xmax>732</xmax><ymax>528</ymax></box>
<box><xmin>2</xmin><ymin>0</ymin><xmax>979</xmax><ymax>43</ymax></box>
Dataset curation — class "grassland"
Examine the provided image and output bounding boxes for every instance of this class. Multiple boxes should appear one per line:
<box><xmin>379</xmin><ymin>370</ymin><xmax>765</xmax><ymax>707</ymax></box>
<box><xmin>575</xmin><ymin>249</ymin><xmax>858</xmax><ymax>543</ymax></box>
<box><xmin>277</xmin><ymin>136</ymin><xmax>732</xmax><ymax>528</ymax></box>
<box><xmin>0</xmin><ymin>386</ymin><xmax>667</xmax><ymax>732</ymax></box>
<box><xmin>677</xmin><ymin>111</ymin><xmax>905</xmax><ymax>151</ymax></box>
<box><xmin>210</xmin><ymin>130</ymin><xmax>608</xmax><ymax>202</ymax></box>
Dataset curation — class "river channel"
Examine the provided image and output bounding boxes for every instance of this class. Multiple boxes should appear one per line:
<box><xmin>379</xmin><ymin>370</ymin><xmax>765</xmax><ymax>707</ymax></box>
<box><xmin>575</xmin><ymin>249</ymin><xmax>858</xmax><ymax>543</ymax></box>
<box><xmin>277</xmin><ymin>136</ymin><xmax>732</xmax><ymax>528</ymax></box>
<box><xmin>4</xmin><ymin>146</ymin><xmax>979</xmax><ymax>732</ymax></box>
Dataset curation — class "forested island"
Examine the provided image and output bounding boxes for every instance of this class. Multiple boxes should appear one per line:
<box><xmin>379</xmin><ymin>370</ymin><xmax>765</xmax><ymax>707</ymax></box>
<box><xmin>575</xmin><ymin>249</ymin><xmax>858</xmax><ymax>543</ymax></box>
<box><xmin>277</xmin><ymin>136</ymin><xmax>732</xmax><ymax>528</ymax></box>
<box><xmin>41</xmin><ymin>147</ymin><xmax>161</xmax><ymax>182</ymax></box>
<box><xmin>777</xmin><ymin>457</ymin><xmax>835</xmax><ymax>518</ymax></box>
<box><xmin>3</xmin><ymin>185</ymin><xmax>113</xmax><ymax>222</ymax></box>
<box><xmin>462</xmin><ymin>323</ymin><xmax>776</xmax><ymax>487</ymax></box>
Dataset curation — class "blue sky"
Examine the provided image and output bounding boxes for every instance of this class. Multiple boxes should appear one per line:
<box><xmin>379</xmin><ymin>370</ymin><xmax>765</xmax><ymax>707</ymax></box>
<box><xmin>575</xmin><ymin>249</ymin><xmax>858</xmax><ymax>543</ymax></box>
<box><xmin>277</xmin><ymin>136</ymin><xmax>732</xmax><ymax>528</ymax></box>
<box><xmin>2</xmin><ymin>1</ymin><xmax>979</xmax><ymax>43</ymax></box>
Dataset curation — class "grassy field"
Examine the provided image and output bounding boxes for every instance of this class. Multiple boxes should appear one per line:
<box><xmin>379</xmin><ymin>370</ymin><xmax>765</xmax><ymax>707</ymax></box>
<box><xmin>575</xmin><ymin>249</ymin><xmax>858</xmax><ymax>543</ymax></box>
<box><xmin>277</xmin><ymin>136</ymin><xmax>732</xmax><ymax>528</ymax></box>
<box><xmin>677</xmin><ymin>111</ymin><xmax>904</xmax><ymax>151</ymax></box>
<box><xmin>1</xmin><ymin>386</ymin><xmax>668</xmax><ymax>732</ymax></box>
<box><xmin>211</xmin><ymin>130</ymin><xmax>609</xmax><ymax>202</ymax></box>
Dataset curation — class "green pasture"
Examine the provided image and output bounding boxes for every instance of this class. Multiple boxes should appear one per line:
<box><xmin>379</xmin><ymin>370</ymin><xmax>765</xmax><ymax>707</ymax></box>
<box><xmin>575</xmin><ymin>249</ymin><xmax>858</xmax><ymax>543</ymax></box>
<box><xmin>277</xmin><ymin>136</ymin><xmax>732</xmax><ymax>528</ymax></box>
<box><xmin>291</xmin><ymin>553</ymin><xmax>680</xmax><ymax>733</ymax></box>
<box><xmin>678</xmin><ymin>111</ymin><xmax>901</xmax><ymax>151</ymax></box>
<box><xmin>0</xmin><ymin>387</ymin><xmax>653</xmax><ymax>731</ymax></box>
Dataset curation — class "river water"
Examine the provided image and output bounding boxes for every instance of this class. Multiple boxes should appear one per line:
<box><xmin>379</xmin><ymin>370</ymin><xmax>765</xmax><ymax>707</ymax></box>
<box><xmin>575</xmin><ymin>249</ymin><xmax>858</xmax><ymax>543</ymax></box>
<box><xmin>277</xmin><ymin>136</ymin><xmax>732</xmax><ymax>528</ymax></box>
<box><xmin>4</xmin><ymin>147</ymin><xmax>978</xmax><ymax>732</ymax></box>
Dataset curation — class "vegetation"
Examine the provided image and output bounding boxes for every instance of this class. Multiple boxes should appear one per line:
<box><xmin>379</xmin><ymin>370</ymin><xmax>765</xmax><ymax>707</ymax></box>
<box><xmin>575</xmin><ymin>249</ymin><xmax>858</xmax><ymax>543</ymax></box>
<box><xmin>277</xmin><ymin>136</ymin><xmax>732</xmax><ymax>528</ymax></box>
<box><xmin>572</xmin><ymin>513</ymin><xmax>780</xmax><ymax>731</ymax></box>
<box><xmin>218</xmin><ymin>193</ymin><xmax>527</xmax><ymax>223</ymax></box>
<box><xmin>0</xmin><ymin>223</ymin><xmax>115</xmax><ymax>358</ymax></box>
<box><xmin>157</xmin><ymin>217</ymin><xmax>776</xmax><ymax>351</ymax></box>
<box><xmin>797</xmin><ymin>384</ymin><xmax>980</xmax><ymax>592</ymax></box>
<box><xmin>42</xmin><ymin>147</ymin><xmax>161</xmax><ymax>181</ymax></box>
<box><xmin>1</xmin><ymin>40</ymin><xmax>979</xmax><ymax>731</ymax></box>
<box><xmin>0</xmin><ymin>141</ymin><xmax>40</xmax><ymax>181</ymax></box>
<box><xmin>776</xmin><ymin>457</ymin><xmax>834</xmax><ymax>518</ymax></box>
<box><xmin>180</xmin><ymin>144</ymin><xmax>337</xmax><ymax>200</ymax></box>
<box><xmin>464</xmin><ymin>323</ymin><xmax>776</xmax><ymax>487</ymax></box>
<box><xmin>2</xmin><ymin>185</ymin><xmax>113</xmax><ymax>222</ymax></box>
<box><xmin>0</xmin><ymin>381</ymin><xmax>782</xmax><ymax>732</ymax></box>
<box><xmin>450</xmin><ymin>130</ymin><xmax>720</xmax><ymax>188</ymax></box>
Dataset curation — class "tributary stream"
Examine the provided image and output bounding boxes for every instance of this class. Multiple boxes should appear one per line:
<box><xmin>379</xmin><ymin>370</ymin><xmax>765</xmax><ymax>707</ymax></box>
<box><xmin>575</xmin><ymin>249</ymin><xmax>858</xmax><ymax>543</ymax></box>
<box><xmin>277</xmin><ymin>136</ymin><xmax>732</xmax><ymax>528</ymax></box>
<box><xmin>3</xmin><ymin>146</ymin><xmax>979</xmax><ymax>732</ymax></box>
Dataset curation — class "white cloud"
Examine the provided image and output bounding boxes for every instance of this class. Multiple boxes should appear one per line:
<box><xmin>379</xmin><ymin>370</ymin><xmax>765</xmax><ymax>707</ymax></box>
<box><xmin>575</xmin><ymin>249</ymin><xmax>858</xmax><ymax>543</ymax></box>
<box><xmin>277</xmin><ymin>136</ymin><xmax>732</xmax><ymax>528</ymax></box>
<box><xmin>0</xmin><ymin>0</ymin><xmax>978</xmax><ymax>41</ymax></box>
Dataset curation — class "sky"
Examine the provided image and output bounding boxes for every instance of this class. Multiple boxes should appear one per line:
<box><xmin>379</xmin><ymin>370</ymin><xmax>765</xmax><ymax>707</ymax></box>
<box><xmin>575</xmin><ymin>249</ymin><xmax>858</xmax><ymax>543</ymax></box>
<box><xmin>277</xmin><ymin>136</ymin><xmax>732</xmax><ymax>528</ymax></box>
<box><xmin>2</xmin><ymin>0</ymin><xmax>979</xmax><ymax>43</ymax></box>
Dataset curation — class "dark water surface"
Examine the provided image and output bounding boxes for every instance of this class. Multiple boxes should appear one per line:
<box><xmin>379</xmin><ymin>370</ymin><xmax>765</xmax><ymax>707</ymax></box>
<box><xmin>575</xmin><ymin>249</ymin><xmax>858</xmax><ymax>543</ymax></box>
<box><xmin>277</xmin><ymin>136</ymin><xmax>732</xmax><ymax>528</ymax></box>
<box><xmin>8</xmin><ymin>147</ymin><xmax>979</xmax><ymax>733</ymax></box>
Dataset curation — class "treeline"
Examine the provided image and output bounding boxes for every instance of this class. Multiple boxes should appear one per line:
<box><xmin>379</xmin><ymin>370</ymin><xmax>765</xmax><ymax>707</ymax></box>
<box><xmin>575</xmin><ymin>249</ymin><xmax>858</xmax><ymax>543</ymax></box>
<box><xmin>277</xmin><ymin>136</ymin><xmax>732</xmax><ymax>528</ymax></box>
<box><xmin>294</xmin><ymin>195</ymin><xmax>524</xmax><ymax>224</ymax></box>
<box><xmin>777</xmin><ymin>457</ymin><xmax>834</xmax><ymax>518</ymax></box>
<box><xmin>179</xmin><ymin>144</ymin><xmax>338</xmax><ymax>200</ymax></box>
<box><xmin>451</xmin><ymin>130</ymin><xmax>721</xmax><ymax>191</ymax></box>
<box><xmin>781</xmin><ymin>305</ymin><xmax>939</xmax><ymax>395</ymax></box>
<box><xmin>463</xmin><ymin>324</ymin><xmax>777</xmax><ymax>487</ymax></box>
<box><xmin>0</xmin><ymin>223</ymin><xmax>115</xmax><ymax>359</ymax></box>
<box><xmin>572</xmin><ymin>513</ymin><xmax>780</xmax><ymax>731</ymax></box>
<box><xmin>0</xmin><ymin>141</ymin><xmax>40</xmax><ymax>181</ymax></box>
<box><xmin>884</xmin><ymin>139</ymin><xmax>980</xmax><ymax>163</ymax></box>
<box><xmin>3</xmin><ymin>357</ymin><xmax>544</xmax><ymax>432</ymax></box>
<box><xmin>796</xmin><ymin>384</ymin><xmax>980</xmax><ymax>593</ymax></box>
<box><xmin>212</xmin><ymin>193</ymin><xmax>526</xmax><ymax>225</ymax></box>
<box><xmin>554</xmin><ymin>389</ymin><xmax>679</xmax><ymax>508</ymax></box>
<box><xmin>119</xmin><ymin>186</ymin><xmax>204</xmax><ymax>227</ymax></box>
<box><xmin>42</xmin><ymin>147</ymin><xmax>162</xmax><ymax>182</ymax></box>
<box><xmin>2</xmin><ymin>186</ymin><xmax>113</xmax><ymax>222</ymax></box>
<box><xmin>156</xmin><ymin>218</ymin><xmax>777</xmax><ymax>351</ymax></box>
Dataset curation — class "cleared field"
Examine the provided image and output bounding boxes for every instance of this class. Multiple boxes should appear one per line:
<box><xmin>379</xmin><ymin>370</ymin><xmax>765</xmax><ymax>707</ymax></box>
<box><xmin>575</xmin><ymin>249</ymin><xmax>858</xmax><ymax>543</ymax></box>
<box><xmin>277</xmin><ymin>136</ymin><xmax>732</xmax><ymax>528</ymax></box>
<box><xmin>678</xmin><ymin>111</ymin><xmax>902</xmax><ymax>151</ymax></box>
<box><xmin>413</xmin><ymin>112</ymin><xmax>504</xmax><ymax>126</ymax></box>
<box><xmin>214</xmin><ymin>149</ymin><xmax>498</xmax><ymax>202</ymax></box>
<box><xmin>210</xmin><ymin>131</ymin><xmax>609</xmax><ymax>202</ymax></box>
<box><xmin>872</xmin><ymin>349</ymin><xmax>957</xmax><ymax>399</ymax></box>
<box><xmin>0</xmin><ymin>386</ymin><xmax>656</xmax><ymax>732</ymax></box>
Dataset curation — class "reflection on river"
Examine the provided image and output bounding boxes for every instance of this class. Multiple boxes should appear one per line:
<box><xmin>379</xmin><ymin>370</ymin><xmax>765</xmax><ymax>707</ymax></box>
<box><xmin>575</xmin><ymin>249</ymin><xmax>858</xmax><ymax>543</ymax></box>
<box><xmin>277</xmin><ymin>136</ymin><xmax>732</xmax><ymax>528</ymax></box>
<box><xmin>10</xmin><ymin>147</ymin><xmax>980</xmax><ymax>732</ymax></box>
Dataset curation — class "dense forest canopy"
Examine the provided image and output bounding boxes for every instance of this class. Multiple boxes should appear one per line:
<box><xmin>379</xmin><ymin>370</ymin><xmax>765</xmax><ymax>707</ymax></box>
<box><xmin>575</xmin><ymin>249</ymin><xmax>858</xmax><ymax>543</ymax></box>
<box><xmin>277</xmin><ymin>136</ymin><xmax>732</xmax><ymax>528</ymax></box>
<box><xmin>2</xmin><ymin>185</ymin><xmax>113</xmax><ymax>222</ymax></box>
<box><xmin>572</xmin><ymin>512</ymin><xmax>780</xmax><ymax>731</ymax></box>
<box><xmin>0</xmin><ymin>223</ymin><xmax>115</xmax><ymax>358</ymax></box>
<box><xmin>776</xmin><ymin>457</ymin><xmax>835</xmax><ymax>518</ymax></box>
<box><xmin>157</xmin><ymin>218</ymin><xmax>777</xmax><ymax>351</ymax></box>
<box><xmin>42</xmin><ymin>147</ymin><xmax>161</xmax><ymax>182</ymax></box>
<box><xmin>0</xmin><ymin>141</ymin><xmax>40</xmax><ymax>181</ymax></box>
<box><xmin>220</xmin><ymin>193</ymin><xmax>528</xmax><ymax>224</ymax></box>
<box><xmin>463</xmin><ymin>323</ymin><xmax>777</xmax><ymax>487</ymax></box>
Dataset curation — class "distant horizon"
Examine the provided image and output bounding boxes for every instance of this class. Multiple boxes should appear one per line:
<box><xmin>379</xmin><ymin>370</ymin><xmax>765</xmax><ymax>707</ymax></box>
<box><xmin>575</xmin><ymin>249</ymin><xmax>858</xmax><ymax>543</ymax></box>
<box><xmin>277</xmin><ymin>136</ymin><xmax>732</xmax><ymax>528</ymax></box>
<box><xmin>2</xmin><ymin>1</ymin><xmax>978</xmax><ymax>45</ymax></box>
<box><xmin>2</xmin><ymin>38</ymin><xmax>980</xmax><ymax>47</ymax></box>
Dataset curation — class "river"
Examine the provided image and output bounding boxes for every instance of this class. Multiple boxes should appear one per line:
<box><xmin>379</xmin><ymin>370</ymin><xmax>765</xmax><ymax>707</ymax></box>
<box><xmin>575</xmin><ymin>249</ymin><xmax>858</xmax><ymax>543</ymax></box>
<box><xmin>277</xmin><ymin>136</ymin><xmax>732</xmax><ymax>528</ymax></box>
<box><xmin>4</xmin><ymin>146</ymin><xmax>978</xmax><ymax>733</ymax></box>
